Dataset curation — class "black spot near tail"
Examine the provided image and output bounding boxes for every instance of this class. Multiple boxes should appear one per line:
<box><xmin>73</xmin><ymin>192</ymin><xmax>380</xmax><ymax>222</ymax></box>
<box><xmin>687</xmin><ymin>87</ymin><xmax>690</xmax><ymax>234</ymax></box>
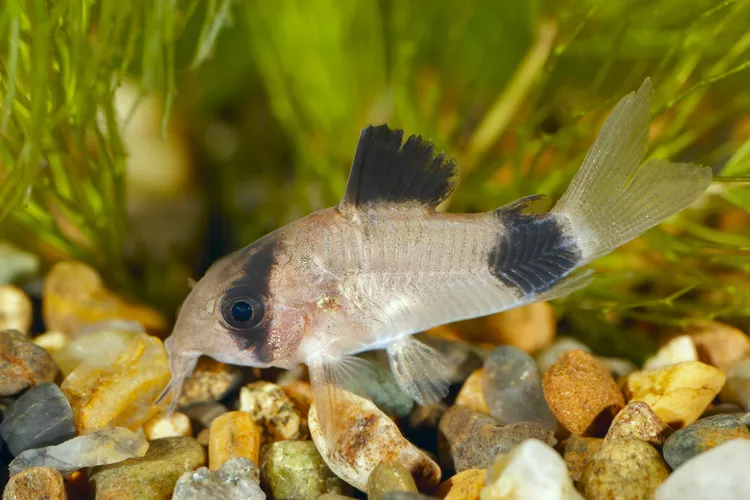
<box><xmin>489</xmin><ymin>201</ymin><xmax>581</xmax><ymax>296</ymax></box>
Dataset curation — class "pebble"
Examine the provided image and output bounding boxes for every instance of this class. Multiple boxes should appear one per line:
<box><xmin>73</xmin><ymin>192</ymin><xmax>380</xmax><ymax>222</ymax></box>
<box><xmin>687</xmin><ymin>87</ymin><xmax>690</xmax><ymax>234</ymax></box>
<box><xmin>2</xmin><ymin>467</ymin><xmax>66</xmax><ymax>500</ymax></box>
<box><xmin>309</xmin><ymin>389</ymin><xmax>441</xmax><ymax>492</ymax></box>
<box><xmin>455</xmin><ymin>369</ymin><xmax>489</xmax><ymax>415</ymax></box>
<box><xmin>60</xmin><ymin>329</ymin><xmax>171</xmax><ymax>434</ymax></box>
<box><xmin>434</xmin><ymin>469</ymin><xmax>485</xmax><ymax>500</ymax></box>
<box><xmin>8</xmin><ymin>426</ymin><xmax>148</xmax><ymax>476</ymax></box>
<box><xmin>0</xmin><ymin>285</ymin><xmax>33</xmax><ymax>334</ymax></box>
<box><xmin>238</xmin><ymin>381</ymin><xmax>308</xmax><ymax>443</ymax></box>
<box><xmin>534</xmin><ymin>337</ymin><xmax>591</xmax><ymax>374</ymax></box>
<box><xmin>542</xmin><ymin>349</ymin><xmax>625</xmax><ymax>436</ymax></box>
<box><xmin>182</xmin><ymin>402</ymin><xmax>228</xmax><ymax>430</ymax></box>
<box><xmin>42</xmin><ymin>261</ymin><xmax>167</xmax><ymax>336</ymax></box>
<box><xmin>179</xmin><ymin>356</ymin><xmax>242</xmax><ymax>407</ymax></box>
<box><xmin>32</xmin><ymin>331</ymin><xmax>70</xmax><ymax>355</ymax></box>
<box><xmin>260</xmin><ymin>440</ymin><xmax>348</xmax><ymax>499</ymax></box>
<box><xmin>482</xmin><ymin>346</ymin><xmax>556</xmax><ymax>429</ymax></box>
<box><xmin>209</xmin><ymin>411</ymin><xmax>261</xmax><ymax>469</ymax></box>
<box><xmin>0</xmin><ymin>329</ymin><xmax>58</xmax><ymax>396</ymax></box>
<box><xmin>480</xmin><ymin>439</ymin><xmax>582</xmax><ymax>500</ymax></box>
<box><xmin>0</xmin><ymin>382</ymin><xmax>77</xmax><ymax>456</ymax></box>
<box><xmin>342</xmin><ymin>352</ymin><xmax>414</xmax><ymax>418</ymax></box>
<box><xmin>0</xmin><ymin>240</ymin><xmax>40</xmax><ymax>284</ymax></box>
<box><xmin>50</xmin><ymin>328</ymin><xmax>133</xmax><ymax>376</ymax></box>
<box><xmin>625</xmin><ymin>361</ymin><xmax>725</xmax><ymax>428</ymax></box>
<box><xmin>561</xmin><ymin>435</ymin><xmax>603</xmax><ymax>482</ymax></box>
<box><xmin>143</xmin><ymin>412</ymin><xmax>193</xmax><ymax>440</ymax></box>
<box><xmin>438</xmin><ymin>405</ymin><xmax>556</xmax><ymax>472</ymax></box>
<box><xmin>604</xmin><ymin>400</ymin><xmax>672</xmax><ymax>448</ymax></box>
<box><xmin>655</xmin><ymin>440</ymin><xmax>750</xmax><ymax>499</ymax></box>
<box><xmin>719</xmin><ymin>357</ymin><xmax>750</xmax><ymax>411</ymax></box>
<box><xmin>367</xmin><ymin>461</ymin><xmax>418</xmax><ymax>499</ymax></box>
<box><xmin>662</xmin><ymin>414</ymin><xmax>750</xmax><ymax>469</ymax></box>
<box><xmin>597</xmin><ymin>356</ymin><xmax>638</xmax><ymax>379</ymax></box>
<box><xmin>686</xmin><ymin>320</ymin><xmax>750</xmax><ymax>372</ymax></box>
<box><xmin>380</xmin><ymin>494</ymin><xmax>436</xmax><ymax>500</ymax></box>
<box><xmin>89</xmin><ymin>437</ymin><xmax>204</xmax><ymax>499</ymax></box>
<box><xmin>579</xmin><ymin>438</ymin><xmax>670</xmax><ymax>500</ymax></box>
<box><xmin>482</xmin><ymin>302</ymin><xmax>557</xmax><ymax>353</ymax></box>
<box><xmin>282</xmin><ymin>380</ymin><xmax>313</xmax><ymax>415</ymax></box>
<box><xmin>643</xmin><ymin>335</ymin><xmax>698</xmax><ymax>370</ymax></box>
<box><xmin>173</xmin><ymin>457</ymin><xmax>265</xmax><ymax>500</ymax></box>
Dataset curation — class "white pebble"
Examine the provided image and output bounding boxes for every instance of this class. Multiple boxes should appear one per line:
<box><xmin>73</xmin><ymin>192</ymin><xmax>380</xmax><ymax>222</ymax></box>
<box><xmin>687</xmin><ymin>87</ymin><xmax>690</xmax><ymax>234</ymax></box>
<box><xmin>655</xmin><ymin>440</ymin><xmax>750</xmax><ymax>500</ymax></box>
<box><xmin>480</xmin><ymin>439</ymin><xmax>583</xmax><ymax>500</ymax></box>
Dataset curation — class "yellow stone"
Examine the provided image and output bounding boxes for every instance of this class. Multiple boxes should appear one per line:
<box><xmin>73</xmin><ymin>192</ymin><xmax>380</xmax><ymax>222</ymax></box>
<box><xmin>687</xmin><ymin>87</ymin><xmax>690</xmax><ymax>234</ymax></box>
<box><xmin>32</xmin><ymin>331</ymin><xmax>71</xmax><ymax>355</ymax></box>
<box><xmin>625</xmin><ymin>361</ymin><xmax>725</xmax><ymax>428</ymax></box>
<box><xmin>452</xmin><ymin>302</ymin><xmax>556</xmax><ymax>352</ymax></box>
<box><xmin>455</xmin><ymin>370</ymin><xmax>490</xmax><ymax>415</ymax></box>
<box><xmin>43</xmin><ymin>261</ymin><xmax>167</xmax><ymax>337</ymax></box>
<box><xmin>208</xmin><ymin>411</ymin><xmax>261</xmax><ymax>469</ymax></box>
<box><xmin>144</xmin><ymin>412</ymin><xmax>193</xmax><ymax>440</ymax></box>
<box><xmin>0</xmin><ymin>284</ymin><xmax>33</xmax><ymax>335</ymax></box>
<box><xmin>60</xmin><ymin>330</ymin><xmax>171</xmax><ymax>434</ymax></box>
<box><xmin>435</xmin><ymin>469</ymin><xmax>486</xmax><ymax>500</ymax></box>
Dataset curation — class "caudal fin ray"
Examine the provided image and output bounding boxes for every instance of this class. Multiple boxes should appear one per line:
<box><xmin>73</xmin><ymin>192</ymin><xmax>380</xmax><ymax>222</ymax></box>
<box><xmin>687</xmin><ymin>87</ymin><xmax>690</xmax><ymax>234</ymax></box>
<box><xmin>552</xmin><ymin>78</ymin><xmax>712</xmax><ymax>262</ymax></box>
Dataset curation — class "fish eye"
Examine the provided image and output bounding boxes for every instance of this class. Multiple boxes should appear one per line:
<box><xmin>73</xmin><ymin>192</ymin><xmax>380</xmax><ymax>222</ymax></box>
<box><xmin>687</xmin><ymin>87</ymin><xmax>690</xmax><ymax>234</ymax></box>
<box><xmin>231</xmin><ymin>301</ymin><xmax>254</xmax><ymax>323</ymax></box>
<box><xmin>220</xmin><ymin>288</ymin><xmax>264</xmax><ymax>329</ymax></box>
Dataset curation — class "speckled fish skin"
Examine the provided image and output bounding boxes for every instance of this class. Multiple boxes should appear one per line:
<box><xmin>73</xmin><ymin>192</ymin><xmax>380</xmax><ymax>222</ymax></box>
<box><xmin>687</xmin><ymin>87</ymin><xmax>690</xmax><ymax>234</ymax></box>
<box><xmin>162</xmin><ymin>78</ymin><xmax>712</xmax><ymax>447</ymax></box>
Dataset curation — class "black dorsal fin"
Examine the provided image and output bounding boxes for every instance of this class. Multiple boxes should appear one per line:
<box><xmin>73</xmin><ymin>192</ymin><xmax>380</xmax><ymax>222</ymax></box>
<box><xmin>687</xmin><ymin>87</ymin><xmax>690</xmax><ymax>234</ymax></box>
<box><xmin>340</xmin><ymin>125</ymin><xmax>458</xmax><ymax>209</ymax></box>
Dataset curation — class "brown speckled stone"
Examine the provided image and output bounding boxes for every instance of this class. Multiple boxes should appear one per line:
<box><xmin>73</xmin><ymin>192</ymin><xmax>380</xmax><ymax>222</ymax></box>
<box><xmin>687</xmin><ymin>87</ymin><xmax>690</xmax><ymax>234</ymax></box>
<box><xmin>2</xmin><ymin>466</ymin><xmax>66</xmax><ymax>500</ymax></box>
<box><xmin>687</xmin><ymin>320</ymin><xmax>750</xmax><ymax>372</ymax></box>
<box><xmin>561</xmin><ymin>435</ymin><xmax>603</xmax><ymax>482</ymax></box>
<box><xmin>605</xmin><ymin>400</ymin><xmax>672</xmax><ymax>448</ymax></box>
<box><xmin>542</xmin><ymin>350</ymin><xmax>624</xmax><ymax>436</ymax></box>
<box><xmin>179</xmin><ymin>357</ymin><xmax>241</xmax><ymax>407</ymax></box>
<box><xmin>238</xmin><ymin>381</ymin><xmax>308</xmax><ymax>443</ymax></box>
<box><xmin>438</xmin><ymin>405</ymin><xmax>556</xmax><ymax>472</ymax></box>
<box><xmin>579</xmin><ymin>438</ymin><xmax>669</xmax><ymax>500</ymax></box>
<box><xmin>0</xmin><ymin>329</ymin><xmax>58</xmax><ymax>396</ymax></box>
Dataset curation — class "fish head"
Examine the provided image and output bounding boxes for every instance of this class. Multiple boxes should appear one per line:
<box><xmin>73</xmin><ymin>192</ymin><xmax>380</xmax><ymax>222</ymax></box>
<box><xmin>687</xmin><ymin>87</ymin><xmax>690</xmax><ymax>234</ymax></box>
<box><xmin>160</xmin><ymin>225</ymin><xmax>314</xmax><ymax>408</ymax></box>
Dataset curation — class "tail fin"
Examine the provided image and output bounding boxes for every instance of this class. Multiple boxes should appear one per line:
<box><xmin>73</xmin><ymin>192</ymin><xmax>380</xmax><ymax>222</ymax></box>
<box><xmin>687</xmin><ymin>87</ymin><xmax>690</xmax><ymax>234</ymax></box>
<box><xmin>552</xmin><ymin>78</ymin><xmax>712</xmax><ymax>262</ymax></box>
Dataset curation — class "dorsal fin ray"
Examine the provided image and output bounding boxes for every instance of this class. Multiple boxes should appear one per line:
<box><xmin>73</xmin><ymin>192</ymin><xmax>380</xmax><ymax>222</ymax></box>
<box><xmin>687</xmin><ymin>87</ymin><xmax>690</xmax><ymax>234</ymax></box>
<box><xmin>339</xmin><ymin>125</ymin><xmax>458</xmax><ymax>210</ymax></box>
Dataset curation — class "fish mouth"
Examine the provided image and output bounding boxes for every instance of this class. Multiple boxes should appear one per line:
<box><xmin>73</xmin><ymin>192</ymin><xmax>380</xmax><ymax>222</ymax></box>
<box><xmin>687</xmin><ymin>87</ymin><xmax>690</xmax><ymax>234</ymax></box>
<box><xmin>157</xmin><ymin>337</ymin><xmax>200</xmax><ymax>414</ymax></box>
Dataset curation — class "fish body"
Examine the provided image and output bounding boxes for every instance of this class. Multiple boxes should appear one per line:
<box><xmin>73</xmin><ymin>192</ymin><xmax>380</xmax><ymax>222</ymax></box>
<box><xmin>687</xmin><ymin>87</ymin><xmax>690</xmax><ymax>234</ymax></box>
<box><xmin>161</xmin><ymin>78</ymin><xmax>712</xmax><ymax>446</ymax></box>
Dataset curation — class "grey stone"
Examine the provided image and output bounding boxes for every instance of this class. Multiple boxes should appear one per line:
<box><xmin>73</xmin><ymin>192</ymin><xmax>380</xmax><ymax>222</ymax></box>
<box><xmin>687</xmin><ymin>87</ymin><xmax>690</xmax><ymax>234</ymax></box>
<box><xmin>663</xmin><ymin>414</ymin><xmax>750</xmax><ymax>469</ymax></box>
<box><xmin>438</xmin><ymin>405</ymin><xmax>556</xmax><ymax>472</ymax></box>
<box><xmin>8</xmin><ymin>426</ymin><xmax>148</xmax><ymax>475</ymax></box>
<box><xmin>0</xmin><ymin>382</ymin><xmax>76</xmax><ymax>456</ymax></box>
<box><xmin>173</xmin><ymin>457</ymin><xmax>265</xmax><ymax>500</ymax></box>
<box><xmin>482</xmin><ymin>345</ymin><xmax>556</xmax><ymax>429</ymax></box>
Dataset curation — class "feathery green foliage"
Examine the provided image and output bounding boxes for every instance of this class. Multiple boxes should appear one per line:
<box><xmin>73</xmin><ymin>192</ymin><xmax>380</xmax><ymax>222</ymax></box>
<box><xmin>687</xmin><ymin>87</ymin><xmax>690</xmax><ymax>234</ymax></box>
<box><xmin>2</xmin><ymin>0</ymin><xmax>750</xmax><ymax>359</ymax></box>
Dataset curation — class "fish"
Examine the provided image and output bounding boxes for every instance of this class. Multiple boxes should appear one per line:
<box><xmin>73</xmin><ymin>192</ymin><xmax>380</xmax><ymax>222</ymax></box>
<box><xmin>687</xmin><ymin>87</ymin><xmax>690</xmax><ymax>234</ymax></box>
<box><xmin>159</xmin><ymin>78</ymin><xmax>712</xmax><ymax>448</ymax></box>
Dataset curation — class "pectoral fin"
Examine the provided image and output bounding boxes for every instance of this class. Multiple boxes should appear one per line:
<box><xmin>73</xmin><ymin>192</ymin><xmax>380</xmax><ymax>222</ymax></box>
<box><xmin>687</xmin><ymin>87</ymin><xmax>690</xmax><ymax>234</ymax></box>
<box><xmin>387</xmin><ymin>336</ymin><xmax>452</xmax><ymax>405</ymax></box>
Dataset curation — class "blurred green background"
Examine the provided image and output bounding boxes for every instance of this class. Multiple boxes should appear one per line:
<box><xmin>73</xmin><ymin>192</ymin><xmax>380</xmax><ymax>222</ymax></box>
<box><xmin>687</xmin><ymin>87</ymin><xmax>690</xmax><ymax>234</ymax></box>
<box><xmin>2</xmin><ymin>0</ymin><xmax>750</xmax><ymax>361</ymax></box>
